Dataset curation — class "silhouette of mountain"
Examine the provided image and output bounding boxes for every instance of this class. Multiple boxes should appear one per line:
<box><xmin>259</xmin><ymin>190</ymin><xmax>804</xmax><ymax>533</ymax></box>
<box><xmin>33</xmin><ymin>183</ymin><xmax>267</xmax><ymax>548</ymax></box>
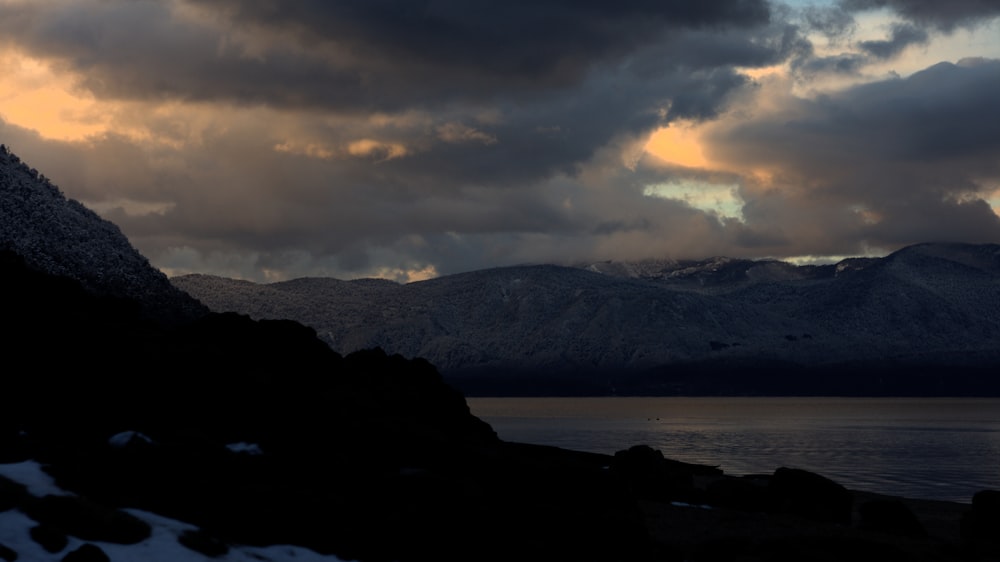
<box><xmin>174</xmin><ymin>243</ymin><xmax>1000</xmax><ymax>395</ymax></box>
<box><xmin>0</xmin><ymin>144</ymin><xmax>205</xmax><ymax>324</ymax></box>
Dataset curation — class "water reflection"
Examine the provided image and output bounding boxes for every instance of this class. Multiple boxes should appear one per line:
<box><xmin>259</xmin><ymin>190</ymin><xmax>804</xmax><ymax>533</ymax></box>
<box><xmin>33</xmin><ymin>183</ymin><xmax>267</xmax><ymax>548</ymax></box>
<box><xmin>468</xmin><ymin>397</ymin><xmax>1000</xmax><ymax>503</ymax></box>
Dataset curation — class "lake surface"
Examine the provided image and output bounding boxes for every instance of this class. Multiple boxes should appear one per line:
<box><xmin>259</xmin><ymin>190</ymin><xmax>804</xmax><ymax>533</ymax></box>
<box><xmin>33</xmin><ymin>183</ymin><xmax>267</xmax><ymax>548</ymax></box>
<box><xmin>467</xmin><ymin>397</ymin><xmax>1000</xmax><ymax>503</ymax></box>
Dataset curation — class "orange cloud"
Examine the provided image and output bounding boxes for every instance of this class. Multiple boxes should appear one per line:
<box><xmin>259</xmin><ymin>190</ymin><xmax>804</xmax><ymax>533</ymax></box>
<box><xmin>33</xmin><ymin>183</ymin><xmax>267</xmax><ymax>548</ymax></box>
<box><xmin>0</xmin><ymin>50</ymin><xmax>112</xmax><ymax>141</ymax></box>
<box><xmin>644</xmin><ymin>121</ymin><xmax>709</xmax><ymax>169</ymax></box>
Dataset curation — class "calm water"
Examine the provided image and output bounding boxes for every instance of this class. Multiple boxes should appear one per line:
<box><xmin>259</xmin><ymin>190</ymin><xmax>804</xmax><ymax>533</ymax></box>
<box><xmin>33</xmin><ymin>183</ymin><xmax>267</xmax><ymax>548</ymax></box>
<box><xmin>467</xmin><ymin>397</ymin><xmax>1000</xmax><ymax>503</ymax></box>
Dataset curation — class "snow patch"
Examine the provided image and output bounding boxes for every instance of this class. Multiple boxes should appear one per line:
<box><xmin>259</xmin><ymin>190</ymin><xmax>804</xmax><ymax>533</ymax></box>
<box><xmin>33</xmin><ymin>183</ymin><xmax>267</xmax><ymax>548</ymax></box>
<box><xmin>108</xmin><ymin>430</ymin><xmax>154</xmax><ymax>448</ymax></box>
<box><xmin>0</xmin><ymin>460</ymin><xmax>355</xmax><ymax>562</ymax></box>
<box><xmin>0</xmin><ymin>460</ymin><xmax>64</xmax><ymax>497</ymax></box>
<box><xmin>225</xmin><ymin>442</ymin><xmax>263</xmax><ymax>455</ymax></box>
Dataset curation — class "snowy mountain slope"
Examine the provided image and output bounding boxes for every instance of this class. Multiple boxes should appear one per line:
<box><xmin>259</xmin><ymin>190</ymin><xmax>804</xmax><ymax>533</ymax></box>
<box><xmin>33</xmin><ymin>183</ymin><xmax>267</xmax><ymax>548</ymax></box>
<box><xmin>176</xmin><ymin>265</ymin><xmax>814</xmax><ymax>374</ymax></box>
<box><xmin>172</xmin><ymin>242</ymin><xmax>1000</xmax><ymax>392</ymax></box>
<box><xmin>0</xmin><ymin>145</ymin><xmax>205</xmax><ymax>324</ymax></box>
<box><xmin>584</xmin><ymin>255</ymin><xmax>854</xmax><ymax>292</ymax></box>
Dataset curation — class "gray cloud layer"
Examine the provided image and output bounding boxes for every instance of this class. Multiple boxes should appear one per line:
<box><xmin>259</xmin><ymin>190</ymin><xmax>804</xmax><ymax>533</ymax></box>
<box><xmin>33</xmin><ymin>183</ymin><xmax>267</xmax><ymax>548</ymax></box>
<box><xmin>840</xmin><ymin>0</ymin><xmax>1000</xmax><ymax>31</ymax></box>
<box><xmin>1</xmin><ymin>0</ymin><xmax>999</xmax><ymax>280</ymax></box>
<box><xmin>0</xmin><ymin>0</ymin><xmax>771</xmax><ymax>111</ymax></box>
<box><xmin>710</xmin><ymin>58</ymin><xmax>1000</xmax><ymax>253</ymax></box>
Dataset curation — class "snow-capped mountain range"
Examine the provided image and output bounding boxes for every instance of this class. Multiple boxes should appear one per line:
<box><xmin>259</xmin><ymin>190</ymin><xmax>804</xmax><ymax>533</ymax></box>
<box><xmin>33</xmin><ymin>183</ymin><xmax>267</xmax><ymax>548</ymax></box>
<box><xmin>173</xmin><ymin>242</ymin><xmax>1000</xmax><ymax>394</ymax></box>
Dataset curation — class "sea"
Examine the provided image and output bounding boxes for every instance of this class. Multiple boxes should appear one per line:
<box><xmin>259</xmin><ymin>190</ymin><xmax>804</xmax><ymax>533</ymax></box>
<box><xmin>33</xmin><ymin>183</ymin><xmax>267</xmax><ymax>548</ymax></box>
<box><xmin>467</xmin><ymin>397</ymin><xmax>1000</xmax><ymax>504</ymax></box>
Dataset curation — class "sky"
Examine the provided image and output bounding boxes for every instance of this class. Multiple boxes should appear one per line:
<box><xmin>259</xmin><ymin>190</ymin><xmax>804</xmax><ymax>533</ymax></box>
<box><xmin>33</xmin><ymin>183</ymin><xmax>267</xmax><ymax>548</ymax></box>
<box><xmin>1</xmin><ymin>0</ymin><xmax>999</xmax><ymax>282</ymax></box>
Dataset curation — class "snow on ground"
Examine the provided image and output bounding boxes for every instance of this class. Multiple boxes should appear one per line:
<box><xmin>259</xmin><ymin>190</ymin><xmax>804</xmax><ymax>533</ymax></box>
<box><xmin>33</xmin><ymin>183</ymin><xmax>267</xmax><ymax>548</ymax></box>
<box><xmin>225</xmin><ymin>442</ymin><xmax>264</xmax><ymax>455</ymax></box>
<box><xmin>0</xmin><ymin>461</ymin><xmax>64</xmax><ymax>497</ymax></box>
<box><xmin>0</xmin><ymin>461</ymin><xmax>354</xmax><ymax>562</ymax></box>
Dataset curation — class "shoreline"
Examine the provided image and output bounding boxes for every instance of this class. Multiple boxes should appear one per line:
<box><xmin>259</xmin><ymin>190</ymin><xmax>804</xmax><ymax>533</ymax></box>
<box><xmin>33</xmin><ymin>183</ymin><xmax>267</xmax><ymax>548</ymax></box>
<box><xmin>1</xmin><ymin>440</ymin><xmax>995</xmax><ymax>562</ymax></box>
<box><xmin>469</xmin><ymin>395</ymin><xmax>1000</xmax><ymax>505</ymax></box>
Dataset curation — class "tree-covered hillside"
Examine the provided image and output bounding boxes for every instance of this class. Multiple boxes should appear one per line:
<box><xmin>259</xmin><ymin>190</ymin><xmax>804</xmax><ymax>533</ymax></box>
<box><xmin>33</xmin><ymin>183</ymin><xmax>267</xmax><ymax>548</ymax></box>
<box><xmin>1</xmin><ymin>144</ymin><xmax>204</xmax><ymax>324</ymax></box>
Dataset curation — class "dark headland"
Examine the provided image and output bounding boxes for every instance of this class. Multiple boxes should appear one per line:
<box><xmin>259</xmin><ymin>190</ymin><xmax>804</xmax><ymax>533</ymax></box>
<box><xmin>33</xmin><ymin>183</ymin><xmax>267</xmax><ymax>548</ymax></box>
<box><xmin>2</xmin><ymin>146</ymin><xmax>999</xmax><ymax>561</ymax></box>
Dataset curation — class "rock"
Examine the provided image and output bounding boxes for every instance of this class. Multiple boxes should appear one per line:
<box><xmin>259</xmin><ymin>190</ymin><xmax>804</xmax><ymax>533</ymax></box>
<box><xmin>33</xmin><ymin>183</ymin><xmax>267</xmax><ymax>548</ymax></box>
<box><xmin>61</xmin><ymin>544</ymin><xmax>110</xmax><ymax>562</ymax></box>
<box><xmin>705</xmin><ymin>476</ymin><xmax>769</xmax><ymax>512</ymax></box>
<box><xmin>0</xmin><ymin>477</ymin><xmax>27</xmax><ymax>512</ymax></box>
<box><xmin>753</xmin><ymin>535</ymin><xmax>913</xmax><ymax>561</ymax></box>
<box><xmin>21</xmin><ymin>495</ymin><xmax>151</xmax><ymax>544</ymax></box>
<box><xmin>768</xmin><ymin>467</ymin><xmax>853</xmax><ymax>525</ymax></box>
<box><xmin>0</xmin><ymin>430</ymin><xmax>30</xmax><ymax>464</ymax></box>
<box><xmin>961</xmin><ymin>489</ymin><xmax>1000</xmax><ymax>543</ymax></box>
<box><xmin>611</xmin><ymin>445</ymin><xmax>701</xmax><ymax>503</ymax></box>
<box><xmin>859</xmin><ymin>499</ymin><xmax>927</xmax><ymax>538</ymax></box>
<box><xmin>178</xmin><ymin>528</ymin><xmax>229</xmax><ymax>557</ymax></box>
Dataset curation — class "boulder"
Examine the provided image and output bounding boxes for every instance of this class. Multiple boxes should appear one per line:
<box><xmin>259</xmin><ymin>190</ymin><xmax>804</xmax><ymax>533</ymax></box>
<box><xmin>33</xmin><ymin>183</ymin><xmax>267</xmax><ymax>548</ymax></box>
<box><xmin>858</xmin><ymin>499</ymin><xmax>926</xmax><ymax>538</ymax></box>
<box><xmin>961</xmin><ymin>489</ymin><xmax>1000</xmax><ymax>543</ymax></box>
<box><xmin>611</xmin><ymin>445</ymin><xmax>701</xmax><ymax>503</ymax></box>
<box><xmin>768</xmin><ymin>467</ymin><xmax>853</xmax><ymax>525</ymax></box>
<box><xmin>705</xmin><ymin>476</ymin><xmax>769</xmax><ymax>512</ymax></box>
<box><xmin>21</xmin><ymin>495</ymin><xmax>151</xmax><ymax>544</ymax></box>
<box><xmin>0</xmin><ymin>476</ymin><xmax>27</xmax><ymax>512</ymax></box>
<box><xmin>178</xmin><ymin>528</ymin><xmax>229</xmax><ymax>557</ymax></box>
<box><xmin>29</xmin><ymin>524</ymin><xmax>68</xmax><ymax>553</ymax></box>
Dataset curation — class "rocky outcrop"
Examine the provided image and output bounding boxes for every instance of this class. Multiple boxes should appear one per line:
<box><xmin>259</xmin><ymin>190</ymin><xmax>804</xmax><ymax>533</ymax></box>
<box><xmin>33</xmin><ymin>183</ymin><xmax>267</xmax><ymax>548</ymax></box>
<box><xmin>611</xmin><ymin>444</ymin><xmax>720</xmax><ymax>503</ymax></box>
<box><xmin>769</xmin><ymin>466</ymin><xmax>854</xmax><ymax>524</ymax></box>
<box><xmin>859</xmin><ymin>499</ymin><xmax>927</xmax><ymax>538</ymax></box>
<box><xmin>961</xmin><ymin>489</ymin><xmax>1000</xmax><ymax>549</ymax></box>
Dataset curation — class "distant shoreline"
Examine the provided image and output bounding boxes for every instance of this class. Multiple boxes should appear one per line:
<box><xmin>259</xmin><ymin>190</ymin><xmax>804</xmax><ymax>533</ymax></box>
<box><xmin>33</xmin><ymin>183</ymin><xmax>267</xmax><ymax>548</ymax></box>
<box><xmin>448</xmin><ymin>361</ymin><xmax>1000</xmax><ymax>397</ymax></box>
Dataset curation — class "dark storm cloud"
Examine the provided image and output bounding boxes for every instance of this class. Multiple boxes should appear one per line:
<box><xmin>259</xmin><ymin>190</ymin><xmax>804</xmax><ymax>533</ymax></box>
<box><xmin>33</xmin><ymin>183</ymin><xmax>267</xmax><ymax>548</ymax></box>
<box><xmin>187</xmin><ymin>0</ymin><xmax>772</xmax><ymax>77</ymax></box>
<box><xmin>792</xmin><ymin>52</ymin><xmax>867</xmax><ymax>75</ymax></box>
<box><xmin>858</xmin><ymin>23</ymin><xmax>928</xmax><ymax>59</ymax></box>
<box><xmin>834</xmin><ymin>59</ymin><xmax>1000</xmax><ymax>163</ymax></box>
<box><xmin>7</xmin><ymin>0</ymin><xmax>996</xmax><ymax>281</ymax></box>
<box><xmin>0</xmin><ymin>0</ymin><xmax>790</xmax><ymax>228</ymax></box>
<box><xmin>789</xmin><ymin>14</ymin><xmax>929</xmax><ymax>78</ymax></box>
<box><xmin>373</xmin><ymin>63</ymin><xmax>760</xmax><ymax>190</ymax></box>
<box><xmin>708</xmin><ymin>58</ymin><xmax>1000</xmax><ymax>254</ymax></box>
<box><xmin>802</xmin><ymin>5</ymin><xmax>857</xmax><ymax>40</ymax></box>
<box><xmin>791</xmin><ymin>1</ymin><xmax>997</xmax><ymax>80</ymax></box>
<box><xmin>840</xmin><ymin>0</ymin><xmax>1000</xmax><ymax>31</ymax></box>
<box><xmin>0</xmin><ymin>0</ymin><xmax>772</xmax><ymax>112</ymax></box>
<box><xmin>0</xmin><ymin>1</ymin><xmax>369</xmax><ymax>111</ymax></box>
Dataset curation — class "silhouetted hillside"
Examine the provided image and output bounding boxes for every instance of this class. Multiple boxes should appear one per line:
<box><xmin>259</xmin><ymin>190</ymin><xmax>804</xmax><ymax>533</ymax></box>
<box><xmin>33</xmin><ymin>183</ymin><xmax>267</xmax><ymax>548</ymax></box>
<box><xmin>0</xmin><ymin>144</ymin><xmax>205</xmax><ymax>324</ymax></box>
<box><xmin>0</xmin><ymin>246</ymin><xmax>493</xmax><ymax>447</ymax></box>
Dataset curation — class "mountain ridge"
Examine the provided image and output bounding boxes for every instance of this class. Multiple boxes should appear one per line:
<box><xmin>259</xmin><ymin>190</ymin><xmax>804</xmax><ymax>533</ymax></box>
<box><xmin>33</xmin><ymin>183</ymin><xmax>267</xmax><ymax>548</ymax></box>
<box><xmin>172</xmin><ymin>242</ymin><xmax>1000</xmax><ymax>394</ymax></box>
<box><xmin>0</xmin><ymin>144</ymin><xmax>206</xmax><ymax>324</ymax></box>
